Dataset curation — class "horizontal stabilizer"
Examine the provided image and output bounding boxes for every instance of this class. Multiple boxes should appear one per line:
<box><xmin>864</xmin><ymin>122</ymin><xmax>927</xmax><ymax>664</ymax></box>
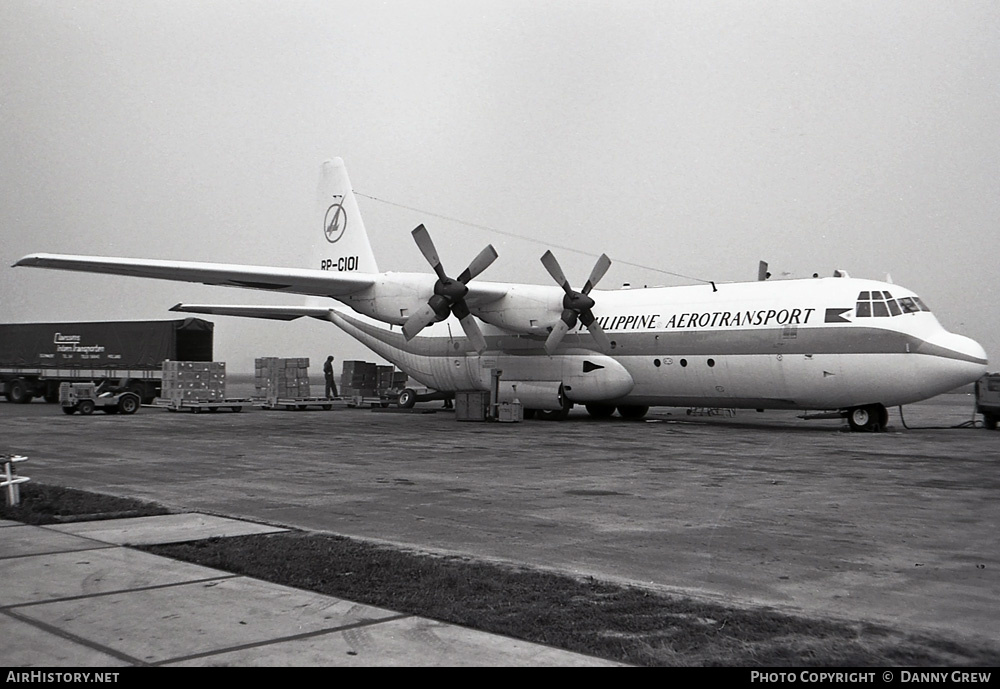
<box><xmin>170</xmin><ymin>303</ymin><xmax>339</xmax><ymax>322</ymax></box>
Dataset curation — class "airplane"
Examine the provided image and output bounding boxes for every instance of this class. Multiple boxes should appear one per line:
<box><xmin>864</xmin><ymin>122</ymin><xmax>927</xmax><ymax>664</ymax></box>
<box><xmin>14</xmin><ymin>158</ymin><xmax>988</xmax><ymax>431</ymax></box>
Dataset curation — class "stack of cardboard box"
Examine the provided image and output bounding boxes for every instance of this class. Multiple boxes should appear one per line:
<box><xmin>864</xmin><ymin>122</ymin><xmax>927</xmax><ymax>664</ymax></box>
<box><xmin>340</xmin><ymin>360</ymin><xmax>377</xmax><ymax>398</ymax></box>
<box><xmin>255</xmin><ymin>357</ymin><xmax>311</xmax><ymax>399</ymax></box>
<box><xmin>161</xmin><ymin>361</ymin><xmax>226</xmax><ymax>402</ymax></box>
<box><xmin>339</xmin><ymin>360</ymin><xmax>410</xmax><ymax>399</ymax></box>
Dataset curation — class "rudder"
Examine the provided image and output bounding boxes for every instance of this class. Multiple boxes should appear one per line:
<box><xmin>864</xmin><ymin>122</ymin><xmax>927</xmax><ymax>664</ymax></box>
<box><xmin>314</xmin><ymin>158</ymin><xmax>379</xmax><ymax>275</ymax></box>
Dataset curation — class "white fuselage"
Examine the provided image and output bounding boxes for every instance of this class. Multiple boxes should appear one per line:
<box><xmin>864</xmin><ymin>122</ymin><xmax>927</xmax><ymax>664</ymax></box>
<box><xmin>326</xmin><ymin>275</ymin><xmax>988</xmax><ymax>412</ymax></box>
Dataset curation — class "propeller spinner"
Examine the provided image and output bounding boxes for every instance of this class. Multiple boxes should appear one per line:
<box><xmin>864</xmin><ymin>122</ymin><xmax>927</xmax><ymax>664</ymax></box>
<box><xmin>401</xmin><ymin>225</ymin><xmax>498</xmax><ymax>353</ymax></box>
<box><xmin>540</xmin><ymin>251</ymin><xmax>612</xmax><ymax>355</ymax></box>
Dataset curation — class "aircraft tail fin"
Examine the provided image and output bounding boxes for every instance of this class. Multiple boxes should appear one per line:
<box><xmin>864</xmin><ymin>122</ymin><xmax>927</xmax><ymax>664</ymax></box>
<box><xmin>313</xmin><ymin>158</ymin><xmax>379</xmax><ymax>275</ymax></box>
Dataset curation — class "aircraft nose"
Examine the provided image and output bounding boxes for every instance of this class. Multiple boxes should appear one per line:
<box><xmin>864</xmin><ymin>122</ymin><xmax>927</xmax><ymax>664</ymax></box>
<box><xmin>939</xmin><ymin>332</ymin><xmax>988</xmax><ymax>367</ymax></box>
<box><xmin>918</xmin><ymin>331</ymin><xmax>988</xmax><ymax>383</ymax></box>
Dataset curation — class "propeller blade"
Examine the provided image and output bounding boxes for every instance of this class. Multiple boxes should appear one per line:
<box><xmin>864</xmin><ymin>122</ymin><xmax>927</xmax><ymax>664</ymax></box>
<box><xmin>582</xmin><ymin>254</ymin><xmax>612</xmax><ymax>294</ymax></box>
<box><xmin>401</xmin><ymin>302</ymin><xmax>439</xmax><ymax>340</ymax></box>
<box><xmin>544</xmin><ymin>318</ymin><xmax>571</xmax><ymax>355</ymax></box>
<box><xmin>583</xmin><ymin>317</ymin><xmax>611</xmax><ymax>353</ymax></box>
<box><xmin>540</xmin><ymin>250</ymin><xmax>571</xmax><ymax>293</ymax></box>
<box><xmin>457</xmin><ymin>244</ymin><xmax>498</xmax><ymax>284</ymax></box>
<box><xmin>411</xmin><ymin>225</ymin><xmax>447</xmax><ymax>280</ymax></box>
<box><xmin>458</xmin><ymin>313</ymin><xmax>488</xmax><ymax>353</ymax></box>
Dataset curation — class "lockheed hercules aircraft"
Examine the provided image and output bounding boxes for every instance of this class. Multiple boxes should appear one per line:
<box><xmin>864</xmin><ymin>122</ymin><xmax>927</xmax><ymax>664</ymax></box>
<box><xmin>15</xmin><ymin>158</ymin><xmax>988</xmax><ymax>431</ymax></box>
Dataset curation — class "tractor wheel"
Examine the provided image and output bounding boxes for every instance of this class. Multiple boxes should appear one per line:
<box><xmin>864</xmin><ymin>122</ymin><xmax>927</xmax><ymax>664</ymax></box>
<box><xmin>118</xmin><ymin>394</ymin><xmax>140</xmax><ymax>415</ymax></box>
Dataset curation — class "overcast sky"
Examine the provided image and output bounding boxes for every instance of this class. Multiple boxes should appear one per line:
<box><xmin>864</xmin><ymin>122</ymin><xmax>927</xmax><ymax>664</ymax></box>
<box><xmin>2</xmin><ymin>0</ymin><xmax>998</xmax><ymax>375</ymax></box>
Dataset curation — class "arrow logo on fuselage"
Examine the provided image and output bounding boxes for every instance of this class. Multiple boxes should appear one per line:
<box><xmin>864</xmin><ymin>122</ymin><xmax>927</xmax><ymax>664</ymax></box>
<box><xmin>824</xmin><ymin>308</ymin><xmax>853</xmax><ymax>323</ymax></box>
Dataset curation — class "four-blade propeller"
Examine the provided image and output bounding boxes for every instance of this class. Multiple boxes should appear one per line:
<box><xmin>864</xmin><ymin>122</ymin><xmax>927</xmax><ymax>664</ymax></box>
<box><xmin>401</xmin><ymin>224</ymin><xmax>498</xmax><ymax>353</ymax></box>
<box><xmin>539</xmin><ymin>250</ymin><xmax>612</xmax><ymax>355</ymax></box>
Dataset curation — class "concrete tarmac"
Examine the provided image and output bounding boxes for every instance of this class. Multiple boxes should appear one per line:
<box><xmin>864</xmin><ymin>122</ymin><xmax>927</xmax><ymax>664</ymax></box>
<box><xmin>1</xmin><ymin>514</ymin><xmax>620</xmax><ymax>666</ymax></box>
<box><xmin>2</xmin><ymin>392</ymin><xmax>998</xmax><ymax>663</ymax></box>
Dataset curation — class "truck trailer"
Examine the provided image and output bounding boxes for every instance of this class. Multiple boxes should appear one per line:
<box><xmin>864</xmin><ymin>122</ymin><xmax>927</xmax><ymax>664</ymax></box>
<box><xmin>0</xmin><ymin>318</ymin><xmax>213</xmax><ymax>404</ymax></box>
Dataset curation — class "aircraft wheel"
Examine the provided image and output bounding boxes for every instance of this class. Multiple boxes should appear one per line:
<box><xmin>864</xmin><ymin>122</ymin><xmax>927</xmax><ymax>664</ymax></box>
<box><xmin>878</xmin><ymin>405</ymin><xmax>890</xmax><ymax>429</ymax></box>
<box><xmin>78</xmin><ymin>400</ymin><xmax>95</xmax><ymax>415</ymax></box>
<box><xmin>537</xmin><ymin>407</ymin><xmax>571</xmax><ymax>421</ymax></box>
<box><xmin>984</xmin><ymin>413</ymin><xmax>998</xmax><ymax>431</ymax></box>
<box><xmin>118</xmin><ymin>394</ymin><xmax>140</xmax><ymax>415</ymax></box>
<box><xmin>617</xmin><ymin>404</ymin><xmax>650</xmax><ymax>420</ymax></box>
<box><xmin>522</xmin><ymin>408</ymin><xmax>536</xmax><ymax>420</ymax></box>
<box><xmin>397</xmin><ymin>388</ymin><xmax>417</xmax><ymax>409</ymax></box>
<box><xmin>585</xmin><ymin>403</ymin><xmax>616</xmax><ymax>419</ymax></box>
<box><xmin>847</xmin><ymin>404</ymin><xmax>884</xmax><ymax>432</ymax></box>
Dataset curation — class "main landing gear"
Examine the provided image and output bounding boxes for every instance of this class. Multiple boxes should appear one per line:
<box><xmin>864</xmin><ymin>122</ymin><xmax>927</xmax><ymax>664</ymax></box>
<box><xmin>845</xmin><ymin>403</ymin><xmax>889</xmax><ymax>432</ymax></box>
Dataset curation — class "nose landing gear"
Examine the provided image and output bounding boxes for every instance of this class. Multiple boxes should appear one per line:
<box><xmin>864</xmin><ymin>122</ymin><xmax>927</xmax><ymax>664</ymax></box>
<box><xmin>846</xmin><ymin>403</ymin><xmax>889</xmax><ymax>432</ymax></box>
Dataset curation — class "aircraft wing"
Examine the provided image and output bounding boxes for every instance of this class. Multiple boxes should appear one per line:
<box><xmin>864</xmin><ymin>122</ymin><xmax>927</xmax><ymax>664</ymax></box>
<box><xmin>169</xmin><ymin>303</ymin><xmax>339</xmax><ymax>322</ymax></box>
<box><xmin>14</xmin><ymin>253</ymin><xmax>376</xmax><ymax>297</ymax></box>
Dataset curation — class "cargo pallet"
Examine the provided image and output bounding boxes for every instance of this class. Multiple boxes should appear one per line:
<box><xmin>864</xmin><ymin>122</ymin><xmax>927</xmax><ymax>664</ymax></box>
<box><xmin>260</xmin><ymin>396</ymin><xmax>336</xmax><ymax>411</ymax></box>
<box><xmin>345</xmin><ymin>394</ymin><xmax>397</xmax><ymax>409</ymax></box>
<box><xmin>153</xmin><ymin>398</ymin><xmax>258</xmax><ymax>413</ymax></box>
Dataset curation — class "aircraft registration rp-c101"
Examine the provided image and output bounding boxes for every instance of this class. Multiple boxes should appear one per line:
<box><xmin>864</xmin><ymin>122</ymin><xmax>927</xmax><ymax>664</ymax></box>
<box><xmin>15</xmin><ymin>158</ymin><xmax>988</xmax><ymax>431</ymax></box>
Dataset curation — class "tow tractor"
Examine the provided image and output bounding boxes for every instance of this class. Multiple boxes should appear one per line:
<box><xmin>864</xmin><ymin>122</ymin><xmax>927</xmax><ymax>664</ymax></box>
<box><xmin>976</xmin><ymin>373</ymin><xmax>1000</xmax><ymax>430</ymax></box>
<box><xmin>59</xmin><ymin>382</ymin><xmax>141</xmax><ymax>415</ymax></box>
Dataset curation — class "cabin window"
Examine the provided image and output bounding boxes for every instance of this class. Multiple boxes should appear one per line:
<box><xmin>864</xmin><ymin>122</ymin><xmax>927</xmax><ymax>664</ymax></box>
<box><xmin>856</xmin><ymin>291</ymin><xmax>930</xmax><ymax>318</ymax></box>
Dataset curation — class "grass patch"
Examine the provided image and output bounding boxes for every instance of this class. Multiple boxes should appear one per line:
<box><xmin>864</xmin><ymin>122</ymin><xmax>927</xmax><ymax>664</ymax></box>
<box><xmin>144</xmin><ymin>532</ymin><xmax>999</xmax><ymax>667</ymax></box>
<box><xmin>0</xmin><ymin>482</ymin><xmax>170</xmax><ymax>524</ymax></box>
<box><xmin>4</xmin><ymin>483</ymin><xmax>998</xmax><ymax>666</ymax></box>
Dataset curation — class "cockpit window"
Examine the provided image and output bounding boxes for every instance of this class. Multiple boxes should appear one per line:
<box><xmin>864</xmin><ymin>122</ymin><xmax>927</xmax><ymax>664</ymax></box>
<box><xmin>858</xmin><ymin>291</ymin><xmax>930</xmax><ymax>317</ymax></box>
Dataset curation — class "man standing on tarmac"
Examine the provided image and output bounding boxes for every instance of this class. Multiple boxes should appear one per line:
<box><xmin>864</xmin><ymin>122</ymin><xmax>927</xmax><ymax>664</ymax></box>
<box><xmin>323</xmin><ymin>355</ymin><xmax>337</xmax><ymax>399</ymax></box>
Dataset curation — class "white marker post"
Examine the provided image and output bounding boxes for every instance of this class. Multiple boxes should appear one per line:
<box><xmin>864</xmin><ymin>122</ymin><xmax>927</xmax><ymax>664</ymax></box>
<box><xmin>2</xmin><ymin>455</ymin><xmax>29</xmax><ymax>507</ymax></box>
